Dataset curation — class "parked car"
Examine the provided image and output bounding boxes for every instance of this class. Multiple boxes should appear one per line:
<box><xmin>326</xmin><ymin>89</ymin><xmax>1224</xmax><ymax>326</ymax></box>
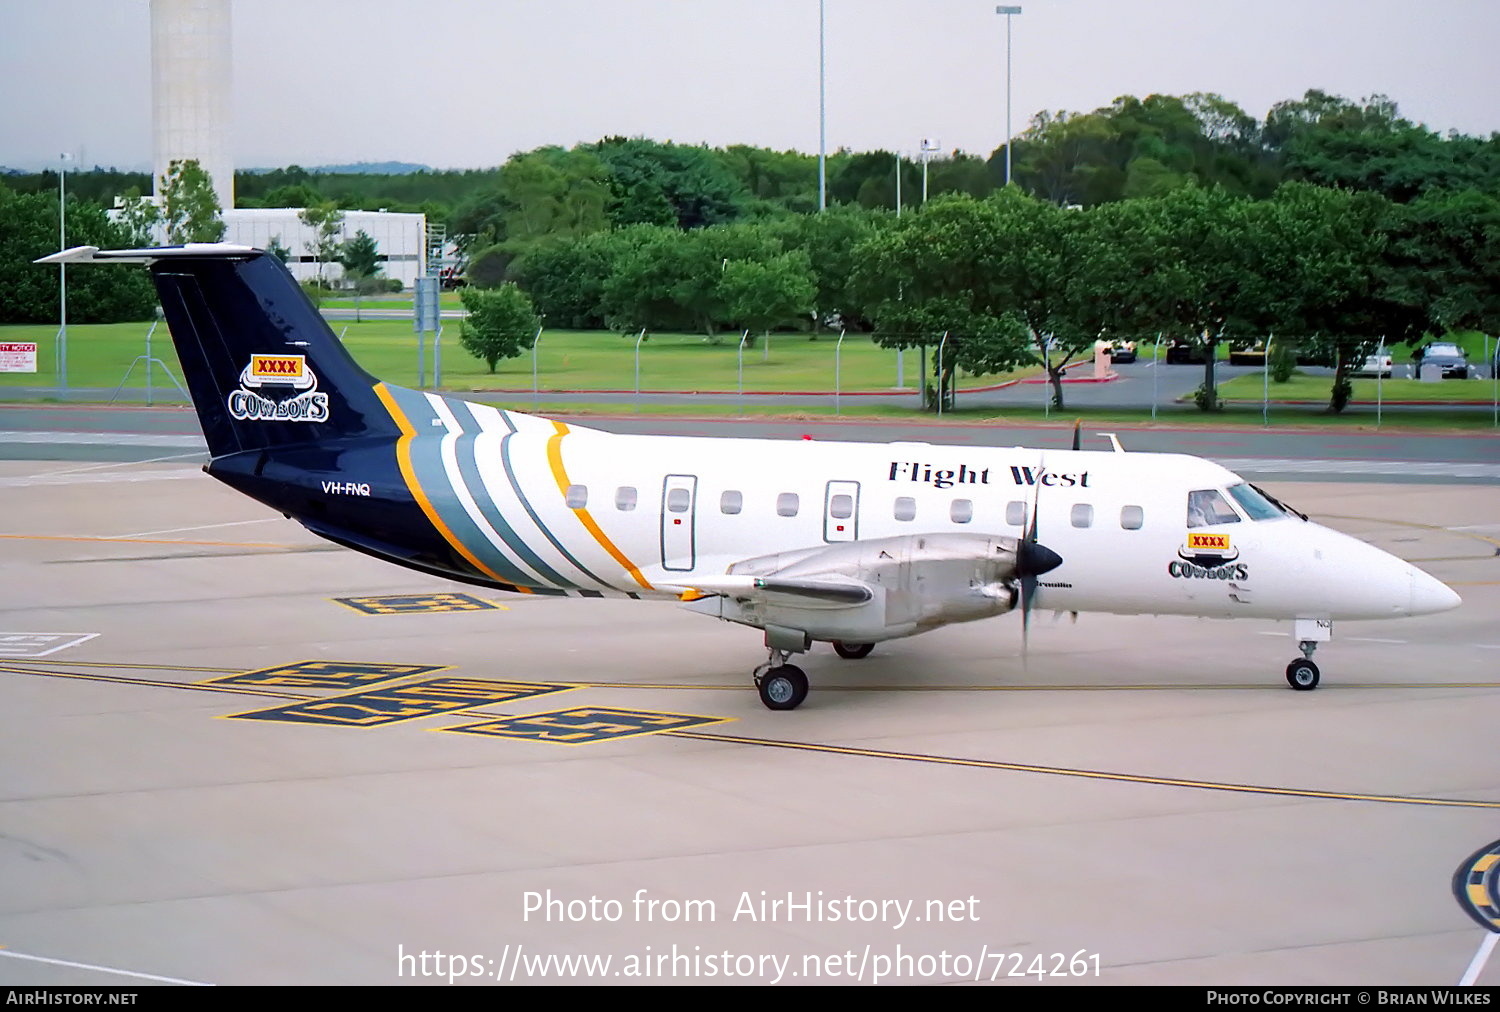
<box><xmin>1094</xmin><ymin>338</ymin><xmax>1137</xmax><ymax>363</ymax></box>
<box><xmin>1352</xmin><ymin>352</ymin><xmax>1393</xmax><ymax>378</ymax></box>
<box><xmin>1228</xmin><ymin>341</ymin><xmax>1268</xmax><ymax>366</ymax></box>
<box><xmin>1412</xmin><ymin>342</ymin><xmax>1470</xmax><ymax>379</ymax></box>
<box><xmin>1165</xmin><ymin>339</ymin><xmax>1206</xmax><ymax>364</ymax></box>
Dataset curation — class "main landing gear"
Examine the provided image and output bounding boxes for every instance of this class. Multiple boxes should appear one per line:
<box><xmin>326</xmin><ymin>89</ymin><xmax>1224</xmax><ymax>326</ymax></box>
<box><xmin>1286</xmin><ymin>640</ymin><xmax>1320</xmax><ymax>691</ymax></box>
<box><xmin>754</xmin><ymin>650</ymin><xmax>809</xmax><ymax>711</ymax></box>
<box><xmin>832</xmin><ymin>641</ymin><xmax>874</xmax><ymax>660</ymax></box>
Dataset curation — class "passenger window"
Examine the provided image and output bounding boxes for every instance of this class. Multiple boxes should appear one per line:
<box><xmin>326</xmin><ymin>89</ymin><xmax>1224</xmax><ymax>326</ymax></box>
<box><xmin>666</xmin><ymin>488</ymin><xmax>690</xmax><ymax>513</ymax></box>
<box><xmin>1006</xmin><ymin>501</ymin><xmax>1026</xmax><ymax>527</ymax></box>
<box><xmin>615</xmin><ymin>486</ymin><xmax>637</xmax><ymax>511</ymax></box>
<box><xmin>565</xmin><ymin>485</ymin><xmax>588</xmax><ymax>509</ymax></box>
<box><xmin>950</xmin><ymin>499</ymin><xmax>973</xmax><ymax>524</ymax></box>
<box><xmin>1120</xmin><ymin>505</ymin><xmax>1144</xmax><ymax>530</ymax></box>
<box><xmin>777</xmin><ymin>493</ymin><xmax>799</xmax><ymax>517</ymax></box>
<box><xmin>1187</xmin><ymin>489</ymin><xmax>1241</xmax><ymax>528</ymax></box>
<box><xmin>720</xmin><ymin>490</ymin><xmax>742</xmax><ymax>515</ymax></box>
<box><xmin>1071</xmin><ymin>503</ymin><xmax>1094</xmax><ymax>528</ymax></box>
<box><xmin>829</xmin><ymin>493</ymin><xmax>854</xmax><ymax>519</ymax></box>
<box><xmin>894</xmin><ymin>496</ymin><xmax>916</xmax><ymax>521</ymax></box>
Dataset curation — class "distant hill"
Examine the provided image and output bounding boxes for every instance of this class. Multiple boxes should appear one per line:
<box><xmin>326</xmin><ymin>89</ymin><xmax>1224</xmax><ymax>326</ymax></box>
<box><xmin>241</xmin><ymin>161</ymin><xmax>433</xmax><ymax>175</ymax></box>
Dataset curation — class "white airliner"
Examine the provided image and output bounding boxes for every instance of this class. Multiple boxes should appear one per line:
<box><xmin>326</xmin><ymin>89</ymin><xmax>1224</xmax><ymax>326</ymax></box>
<box><xmin>38</xmin><ymin>244</ymin><xmax>1461</xmax><ymax>709</ymax></box>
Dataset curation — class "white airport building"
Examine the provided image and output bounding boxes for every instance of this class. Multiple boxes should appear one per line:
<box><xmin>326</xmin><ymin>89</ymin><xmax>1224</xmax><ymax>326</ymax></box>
<box><xmin>222</xmin><ymin>209</ymin><xmax>427</xmax><ymax>289</ymax></box>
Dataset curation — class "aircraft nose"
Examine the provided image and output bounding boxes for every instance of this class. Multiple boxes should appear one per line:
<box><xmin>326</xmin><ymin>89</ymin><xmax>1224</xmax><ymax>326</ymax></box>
<box><xmin>1409</xmin><ymin>567</ymin><xmax>1461</xmax><ymax>615</ymax></box>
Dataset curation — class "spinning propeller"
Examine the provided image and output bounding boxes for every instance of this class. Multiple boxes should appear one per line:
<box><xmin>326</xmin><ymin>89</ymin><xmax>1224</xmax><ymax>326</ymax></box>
<box><xmin>1015</xmin><ymin>450</ymin><xmax>1064</xmax><ymax>658</ymax></box>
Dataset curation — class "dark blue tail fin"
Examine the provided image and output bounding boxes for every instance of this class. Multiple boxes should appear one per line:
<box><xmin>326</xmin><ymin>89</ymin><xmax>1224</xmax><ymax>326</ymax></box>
<box><xmin>39</xmin><ymin>244</ymin><xmax>399</xmax><ymax>458</ymax></box>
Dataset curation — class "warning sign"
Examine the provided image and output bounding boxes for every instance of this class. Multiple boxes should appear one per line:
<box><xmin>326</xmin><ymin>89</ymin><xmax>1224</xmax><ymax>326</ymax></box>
<box><xmin>0</xmin><ymin>343</ymin><xmax>37</xmax><ymax>373</ymax></box>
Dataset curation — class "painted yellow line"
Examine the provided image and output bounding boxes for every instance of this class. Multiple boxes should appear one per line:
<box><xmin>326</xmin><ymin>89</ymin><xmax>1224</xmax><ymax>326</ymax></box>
<box><xmin>0</xmin><ymin>659</ymin><xmax>241</xmax><ymax>673</ymax></box>
<box><xmin>373</xmin><ymin>383</ymin><xmax>527</xmax><ymax>592</ymax></box>
<box><xmin>0</xmin><ymin>533</ymin><xmax>289</xmax><ymax>548</ymax></box>
<box><xmin>666</xmin><ymin>730</ymin><xmax>1500</xmax><ymax>809</ymax></box>
<box><xmin>554</xmin><ymin>680</ymin><xmax>1500</xmax><ymax>692</ymax></box>
<box><xmin>0</xmin><ymin>664</ymin><xmax>310</xmax><ymax>700</ymax></box>
<box><xmin>545</xmin><ymin>420</ymin><xmax>653</xmax><ymax>591</ymax></box>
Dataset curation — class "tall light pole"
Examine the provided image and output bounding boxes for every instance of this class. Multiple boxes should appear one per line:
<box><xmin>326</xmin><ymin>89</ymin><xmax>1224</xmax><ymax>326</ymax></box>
<box><xmin>995</xmin><ymin>6</ymin><xmax>1022</xmax><ymax>187</ymax></box>
<box><xmin>920</xmin><ymin>137</ymin><xmax>941</xmax><ymax>203</ymax></box>
<box><xmin>818</xmin><ymin>0</ymin><xmax>827</xmax><ymax>211</ymax></box>
<box><xmin>58</xmin><ymin>151</ymin><xmax>72</xmax><ymax>397</ymax></box>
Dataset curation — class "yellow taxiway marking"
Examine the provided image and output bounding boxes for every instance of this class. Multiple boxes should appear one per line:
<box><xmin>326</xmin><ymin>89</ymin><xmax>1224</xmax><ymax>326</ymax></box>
<box><xmin>666</xmin><ymin>730</ymin><xmax>1500</xmax><ymax>810</ymax></box>
<box><xmin>0</xmin><ymin>664</ymin><xmax>311</xmax><ymax>700</ymax></box>
<box><xmin>4</xmin><ymin>661</ymin><xmax>1494</xmax><ymax>809</ymax></box>
<box><xmin>0</xmin><ymin>659</ymin><xmax>241</xmax><ymax>673</ymax></box>
<box><xmin>549</xmin><ymin>680</ymin><xmax>1500</xmax><ymax>692</ymax></box>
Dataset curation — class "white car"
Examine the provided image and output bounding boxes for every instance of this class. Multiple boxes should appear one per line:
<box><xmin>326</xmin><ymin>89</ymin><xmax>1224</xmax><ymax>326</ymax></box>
<box><xmin>1353</xmin><ymin>353</ymin><xmax>1393</xmax><ymax>378</ymax></box>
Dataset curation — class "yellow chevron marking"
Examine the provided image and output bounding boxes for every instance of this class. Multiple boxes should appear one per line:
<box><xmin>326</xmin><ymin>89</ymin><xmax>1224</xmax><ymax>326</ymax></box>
<box><xmin>545</xmin><ymin>420</ymin><xmax>653</xmax><ymax>591</ymax></box>
<box><xmin>373</xmin><ymin>384</ymin><xmax>528</xmax><ymax>593</ymax></box>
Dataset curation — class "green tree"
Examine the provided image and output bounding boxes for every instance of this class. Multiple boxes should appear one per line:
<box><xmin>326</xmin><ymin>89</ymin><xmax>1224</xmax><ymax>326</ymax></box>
<box><xmin>849</xmin><ymin>194</ymin><xmax>1037</xmax><ymax>411</ymax></box>
<box><xmin>298</xmin><ymin>201</ymin><xmax>344</xmax><ymax>284</ymax></box>
<box><xmin>1082</xmin><ymin>186</ymin><xmax>1263</xmax><ymax>410</ymax></box>
<box><xmin>266</xmin><ymin>235</ymin><xmax>292</xmax><ymax>264</ymax></box>
<box><xmin>767</xmin><ymin>204</ymin><xmax>882</xmax><ymax>331</ymax></box>
<box><xmin>337</xmin><ymin>229</ymin><xmax>382</xmax><ymax>321</ymax></box>
<box><xmin>158</xmin><ymin>159</ymin><xmax>225</xmax><ymax>243</ymax></box>
<box><xmin>719</xmin><ymin>251</ymin><xmax>816</xmax><ymax>339</ymax></box>
<box><xmin>0</xmin><ymin>185</ymin><xmax>155</xmax><ymax>323</ymax></box>
<box><xmin>458</xmin><ymin>283</ymin><xmax>541</xmax><ymax>372</ymax></box>
<box><xmin>594</xmin><ymin>137</ymin><xmax>748</xmax><ymax>229</ymax></box>
<box><xmin>115</xmin><ymin>187</ymin><xmax>161</xmax><ymax>246</ymax></box>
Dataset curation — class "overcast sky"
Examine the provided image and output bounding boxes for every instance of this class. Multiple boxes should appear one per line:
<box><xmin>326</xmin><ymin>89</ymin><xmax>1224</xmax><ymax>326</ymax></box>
<box><xmin>3</xmin><ymin>0</ymin><xmax>1498</xmax><ymax>173</ymax></box>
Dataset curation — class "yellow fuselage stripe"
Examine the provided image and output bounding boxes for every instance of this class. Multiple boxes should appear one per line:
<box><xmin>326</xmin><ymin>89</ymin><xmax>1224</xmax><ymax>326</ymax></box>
<box><xmin>545</xmin><ymin>420</ymin><xmax>653</xmax><ymax>591</ymax></box>
<box><xmin>373</xmin><ymin>383</ymin><xmax>527</xmax><ymax>591</ymax></box>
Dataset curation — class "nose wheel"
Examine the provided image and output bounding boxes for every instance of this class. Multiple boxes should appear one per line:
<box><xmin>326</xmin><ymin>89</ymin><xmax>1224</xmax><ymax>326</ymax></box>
<box><xmin>754</xmin><ymin>649</ymin><xmax>808</xmax><ymax>710</ymax></box>
<box><xmin>1285</xmin><ymin>639</ymin><xmax>1321</xmax><ymax>691</ymax></box>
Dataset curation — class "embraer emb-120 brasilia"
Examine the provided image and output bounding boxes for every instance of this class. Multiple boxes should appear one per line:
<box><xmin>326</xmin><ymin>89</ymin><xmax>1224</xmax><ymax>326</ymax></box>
<box><xmin>39</xmin><ymin>244</ymin><xmax>1461</xmax><ymax>710</ymax></box>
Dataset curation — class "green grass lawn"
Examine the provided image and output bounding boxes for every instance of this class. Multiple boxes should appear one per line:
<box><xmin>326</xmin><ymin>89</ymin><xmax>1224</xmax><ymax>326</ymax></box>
<box><xmin>1218</xmin><ymin>370</ymin><xmax>1499</xmax><ymax>403</ymax></box>
<box><xmin>0</xmin><ymin>320</ymin><xmax>1023</xmax><ymax>393</ymax></box>
<box><xmin>318</xmin><ymin>291</ymin><xmax>465</xmax><ymax>311</ymax></box>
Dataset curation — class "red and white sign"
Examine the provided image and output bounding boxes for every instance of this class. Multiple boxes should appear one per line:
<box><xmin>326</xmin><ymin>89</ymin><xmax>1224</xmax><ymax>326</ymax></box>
<box><xmin>0</xmin><ymin>342</ymin><xmax>38</xmax><ymax>373</ymax></box>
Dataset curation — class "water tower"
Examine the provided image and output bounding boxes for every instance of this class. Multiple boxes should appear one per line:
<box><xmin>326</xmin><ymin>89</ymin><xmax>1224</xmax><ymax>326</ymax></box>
<box><xmin>151</xmin><ymin>0</ymin><xmax>234</xmax><ymax>210</ymax></box>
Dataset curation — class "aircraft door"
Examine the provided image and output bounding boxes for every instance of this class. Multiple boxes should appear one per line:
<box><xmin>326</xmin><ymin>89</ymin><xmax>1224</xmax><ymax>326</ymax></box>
<box><xmin>824</xmin><ymin>480</ymin><xmax>860</xmax><ymax>542</ymax></box>
<box><xmin>660</xmin><ymin>474</ymin><xmax>697</xmax><ymax>571</ymax></box>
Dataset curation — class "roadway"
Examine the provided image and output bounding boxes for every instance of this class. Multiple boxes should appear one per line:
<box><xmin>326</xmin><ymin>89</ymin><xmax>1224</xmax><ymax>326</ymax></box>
<box><xmin>2</xmin><ymin>403</ymin><xmax>1497</xmax><ymax>484</ymax></box>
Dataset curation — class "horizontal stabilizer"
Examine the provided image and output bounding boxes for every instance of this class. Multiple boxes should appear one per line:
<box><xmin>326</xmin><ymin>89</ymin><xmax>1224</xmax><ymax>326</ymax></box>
<box><xmin>34</xmin><ymin>243</ymin><xmax>261</xmax><ymax>266</ymax></box>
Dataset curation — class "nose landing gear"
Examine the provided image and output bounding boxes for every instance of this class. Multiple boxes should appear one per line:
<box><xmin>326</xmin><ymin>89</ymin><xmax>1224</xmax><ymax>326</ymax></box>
<box><xmin>1286</xmin><ymin>639</ymin><xmax>1320</xmax><ymax>691</ymax></box>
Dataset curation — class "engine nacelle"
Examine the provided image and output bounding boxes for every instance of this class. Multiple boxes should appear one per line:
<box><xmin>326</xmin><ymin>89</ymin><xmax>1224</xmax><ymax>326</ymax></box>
<box><xmin>684</xmin><ymin>533</ymin><xmax>1024</xmax><ymax>644</ymax></box>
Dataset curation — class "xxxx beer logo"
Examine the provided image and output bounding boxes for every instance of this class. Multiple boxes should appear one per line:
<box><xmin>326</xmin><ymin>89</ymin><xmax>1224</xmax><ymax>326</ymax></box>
<box><xmin>229</xmin><ymin>354</ymin><xmax>329</xmax><ymax>422</ymax></box>
<box><xmin>1173</xmin><ymin>531</ymin><xmax>1244</xmax><ymax>577</ymax></box>
<box><xmin>244</xmin><ymin>354</ymin><xmax>314</xmax><ymax>389</ymax></box>
<box><xmin>1186</xmin><ymin>533</ymin><xmax>1231</xmax><ymax>552</ymax></box>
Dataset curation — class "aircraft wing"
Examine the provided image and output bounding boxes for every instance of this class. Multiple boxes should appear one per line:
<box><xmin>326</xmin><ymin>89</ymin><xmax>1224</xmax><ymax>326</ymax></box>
<box><xmin>673</xmin><ymin>573</ymin><xmax>874</xmax><ymax>608</ymax></box>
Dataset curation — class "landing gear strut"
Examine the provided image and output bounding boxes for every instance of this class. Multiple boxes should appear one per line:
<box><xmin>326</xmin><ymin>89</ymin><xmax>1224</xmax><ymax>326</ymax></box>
<box><xmin>754</xmin><ymin>649</ymin><xmax>808</xmax><ymax>711</ymax></box>
<box><xmin>1285</xmin><ymin>640</ymin><xmax>1320</xmax><ymax>691</ymax></box>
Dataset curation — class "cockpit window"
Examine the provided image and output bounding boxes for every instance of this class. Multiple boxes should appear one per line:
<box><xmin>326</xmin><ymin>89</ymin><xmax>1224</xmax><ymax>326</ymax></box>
<box><xmin>1249</xmin><ymin>483</ymin><xmax>1308</xmax><ymax>521</ymax></box>
<box><xmin>1186</xmin><ymin>489</ymin><xmax>1241</xmax><ymax>528</ymax></box>
<box><xmin>1226</xmin><ymin>483</ymin><xmax>1283</xmax><ymax>521</ymax></box>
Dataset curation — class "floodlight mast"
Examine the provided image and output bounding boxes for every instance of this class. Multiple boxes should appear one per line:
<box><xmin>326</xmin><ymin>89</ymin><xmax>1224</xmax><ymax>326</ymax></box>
<box><xmin>995</xmin><ymin>6</ymin><xmax>1023</xmax><ymax>186</ymax></box>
